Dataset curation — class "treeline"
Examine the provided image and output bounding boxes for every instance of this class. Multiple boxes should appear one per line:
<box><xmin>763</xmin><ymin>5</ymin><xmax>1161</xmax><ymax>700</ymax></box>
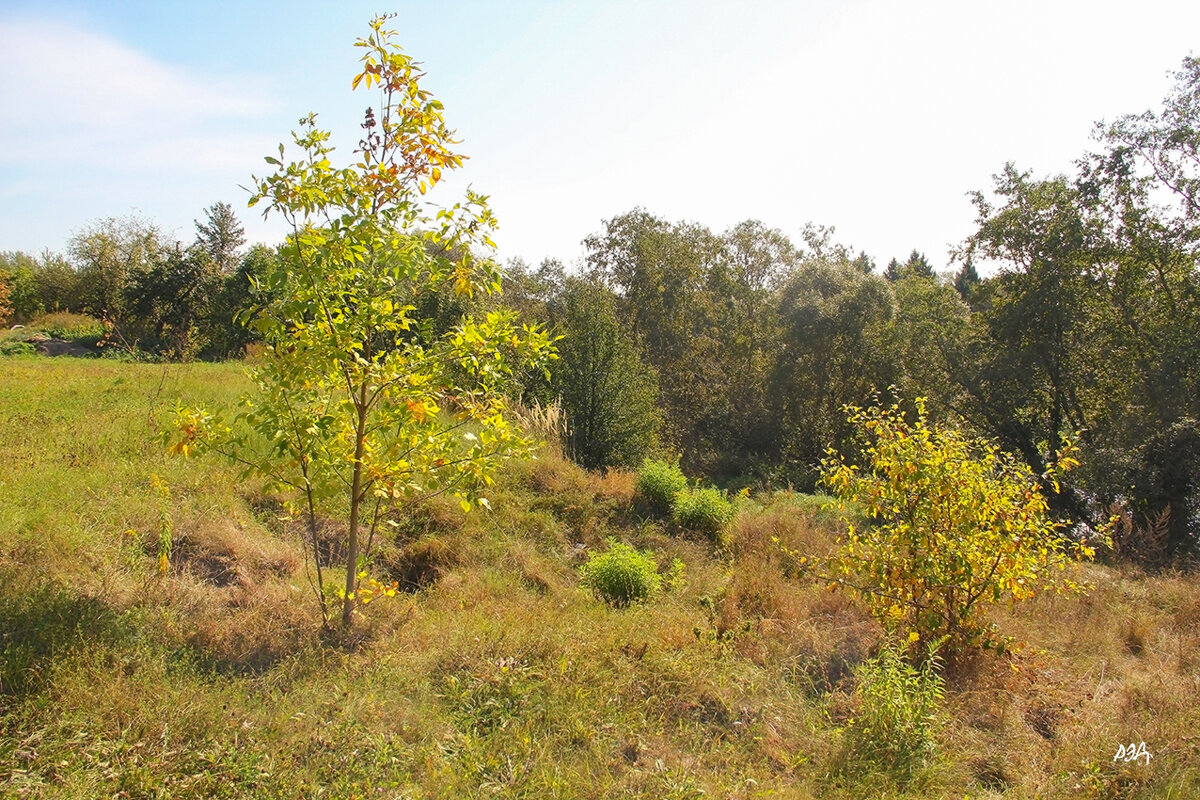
<box><xmin>2</xmin><ymin>59</ymin><xmax>1198</xmax><ymax>557</ymax></box>
<box><xmin>0</xmin><ymin>203</ymin><xmax>275</xmax><ymax>360</ymax></box>
<box><xmin>504</xmin><ymin>58</ymin><xmax>1200</xmax><ymax>557</ymax></box>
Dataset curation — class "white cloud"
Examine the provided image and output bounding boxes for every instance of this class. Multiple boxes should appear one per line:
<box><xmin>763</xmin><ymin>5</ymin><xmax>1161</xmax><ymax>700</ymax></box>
<box><xmin>0</xmin><ymin>17</ymin><xmax>276</xmax><ymax>168</ymax></box>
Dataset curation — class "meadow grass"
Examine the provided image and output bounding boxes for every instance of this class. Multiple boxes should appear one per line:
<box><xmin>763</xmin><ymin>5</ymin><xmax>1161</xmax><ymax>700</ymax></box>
<box><xmin>1</xmin><ymin>356</ymin><xmax>1198</xmax><ymax>798</ymax></box>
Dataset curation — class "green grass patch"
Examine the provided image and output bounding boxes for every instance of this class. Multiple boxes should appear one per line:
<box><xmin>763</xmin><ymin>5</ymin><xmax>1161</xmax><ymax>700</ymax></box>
<box><xmin>0</xmin><ymin>359</ymin><xmax>1198</xmax><ymax>799</ymax></box>
<box><xmin>580</xmin><ymin>538</ymin><xmax>663</xmax><ymax>607</ymax></box>
<box><xmin>635</xmin><ymin>457</ymin><xmax>687</xmax><ymax>515</ymax></box>
<box><xmin>671</xmin><ymin>486</ymin><xmax>735</xmax><ymax>544</ymax></box>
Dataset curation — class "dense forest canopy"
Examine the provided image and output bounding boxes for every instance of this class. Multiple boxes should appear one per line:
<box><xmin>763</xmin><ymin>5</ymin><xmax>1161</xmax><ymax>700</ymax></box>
<box><xmin>3</xmin><ymin>57</ymin><xmax>1199</xmax><ymax>558</ymax></box>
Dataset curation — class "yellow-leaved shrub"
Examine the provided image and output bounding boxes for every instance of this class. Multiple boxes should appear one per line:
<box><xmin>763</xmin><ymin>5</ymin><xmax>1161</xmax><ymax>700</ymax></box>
<box><xmin>819</xmin><ymin>397</ymin><xmax>1108</xmax><ymax>656</ymax></box>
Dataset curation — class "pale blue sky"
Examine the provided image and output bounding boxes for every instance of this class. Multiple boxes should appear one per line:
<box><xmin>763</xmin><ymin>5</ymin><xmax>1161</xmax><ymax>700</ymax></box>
<box><xmin>2</xmin><ymin>0</ymin><xmax>1198</xmax><ymax>271</ymax></box>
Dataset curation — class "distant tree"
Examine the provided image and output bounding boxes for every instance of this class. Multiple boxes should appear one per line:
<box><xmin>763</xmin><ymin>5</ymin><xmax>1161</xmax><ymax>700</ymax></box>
<box><xmin>584</xmin><ymin>209</ymin><xmax>722</xmax><ymax>462</ymax></box>
<box><xmin>554</xmin><ymin>278</ymin><xmax>660</xmax><ymax>469</ymax></box>
<box><xmin>200</xmin><ymin>243</ymin><xmax>279</xmax><ymax>359</ymax></box>
<box><xmin>123</xmin><ymin>245</ymin><xmax>214</xmax><ymax>358</ymax></box>
<box><xmin>962</xmin><ymin>166</ymin><xmax>1099</xmax><ymax>521</ymax></box>
<box><xmin>0</xmin><ymin>252</ymin><xmax>44</xmax><ymax>322</ymax></box>
<box><xmin>770</xmin><ymin>258</ymin><xmax>897</xmax><ymax>487</ymax></box>
<box><xmin>888</xmin><ymin>271</ymin><xmax>977</xmax><ymax>423</ymax></box>
<box><xmin>501</xmin><ymin>257</ymin><xmax>565</xmax><ymax>321</ymax></box>
<box><xmin>723</xmin><ymin>219</ymin><xmax>800</xmax><ymax>291</ymax></box>
<box><xmin>0</xmin><ymin>274</ymin><xmax>11</xmax><ymax>326</ymax></box>
<box><xmin>29</xmin><ymin>251</ymin><xmax>80</xmax><ymax>314</ymax></box>
<box><xmin>69</xmin><ymin>215</ymin><xmax>163</xmax><ymax>324</ymax></box>
<box><xmin>884</xmin><ymin>250</ymin><xmax>935</xmax><ymax>282</ymax></box>
<box><xmin>584</xmin><ymin>210</ymin><xmax>795</xmax><ymax>476</ymax></box>
<box><xmin>1072</xmin><ymin>55</ymin><xmax>1200</xmax><ymax>552</ymax></box>
<box><xmin>194</xmin><ymin>202</ymin><xmax>247</xmax><ymax>275</ymax></box>
<box><xmin>952</xmin><ymin>257</ymin><xmax>980</xmax><ymax>303</ymax></box>
<box><xmin>797</xmin><ymin>222</ymin><xmax>877</xmax><ymax>274</ymax></box>
<box><xmin>965</xmin><ymin>133</ymin><xmax>1200</xmax><ymax>552</ymax></box>
<box><xmin>1099</xmin><ymin>56</ymin><xmax>1200</xmax><ymax>226</ymax></box>
<box><xmin>496</xmin><ymin>258</ymin><xmax>566</xmax><ymax>406</ymax></box>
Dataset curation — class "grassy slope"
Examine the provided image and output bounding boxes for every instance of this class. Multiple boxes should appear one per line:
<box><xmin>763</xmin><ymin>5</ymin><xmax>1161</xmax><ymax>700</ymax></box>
<box><xmin>1</xmin><ymin>356</ymin><xmax>1198</xmax><ymax>799</ymax></box>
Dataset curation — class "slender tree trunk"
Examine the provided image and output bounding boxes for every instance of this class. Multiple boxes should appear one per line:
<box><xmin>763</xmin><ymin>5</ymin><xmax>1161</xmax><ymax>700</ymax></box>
<box><xmin>342</xmin><ymin>385</ymin><xmax>370</xmax><ymax>629</ymax></box>
<box><xmin>305</xmin><ymin>486</ymin><xmax>329</xmax><ymax>628</ymax></box>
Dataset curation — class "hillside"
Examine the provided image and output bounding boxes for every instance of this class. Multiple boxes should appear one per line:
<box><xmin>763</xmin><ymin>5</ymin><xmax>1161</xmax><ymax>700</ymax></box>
<box><xmin>1</xmin><ymin>356</ymin><xmax>1198</xmax><ymax>799</ymax></box>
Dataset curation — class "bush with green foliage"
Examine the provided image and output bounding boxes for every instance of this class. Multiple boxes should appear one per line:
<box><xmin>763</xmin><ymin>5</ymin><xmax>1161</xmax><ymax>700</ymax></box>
<box><xmin>844</xmin><ymin>637</ymin><xmax>944</xmax><ymax>782</ymax></box>
<box><xmin>636</xmin><ymin>458</ymin><xmax>687</xmax><ymax>514</ymax></box>
<box><xmin>0</xmin><ymin>275</ymin><xmax>11</xmax><ymax>326</ymax></box>
<box><xmin>671</xmin><ymin>486</ymin><xmax>734</xmax><ymax>543</ymax></box>
<box><xmin>554</xmin><ymin>278</ymin><xmax>661</xmax><ymax>469</ymax></box>
<box><xmin>580</xmin><ymin>539</ymin><xmax>662</xmax><ymax>607</ymax></box>
<box><xmin>28</xmin><ymin>312</ymin><xmax>106</xmax><ymax>345</ymax></box>
<box><xmin>0</xmin><ymin>340</ymin><xmax>35</xmax><ymax>356</ymax></box>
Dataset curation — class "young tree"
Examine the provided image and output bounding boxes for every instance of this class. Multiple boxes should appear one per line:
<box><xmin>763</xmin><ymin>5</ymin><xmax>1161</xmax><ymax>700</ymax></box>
<box><xmin>173</xmin><ymin>16</ymin><xmax>554</xmax><ymax>629</ymax></box>
<box><xmin>820</xmin><ymin>398</ymin><xmax>1106</xmax><ymax>657</ymax></box>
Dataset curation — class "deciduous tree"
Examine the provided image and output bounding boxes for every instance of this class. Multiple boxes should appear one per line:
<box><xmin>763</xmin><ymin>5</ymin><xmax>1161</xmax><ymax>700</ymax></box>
<box><xmin>173</xmin><ymin>16</ymin><xmax>554</xmax><ymax>629</ymax></box>
<box><xmin>554</xmin><ymin>277</ymin><xmax>659</xmax><ymax>469</ymax></box>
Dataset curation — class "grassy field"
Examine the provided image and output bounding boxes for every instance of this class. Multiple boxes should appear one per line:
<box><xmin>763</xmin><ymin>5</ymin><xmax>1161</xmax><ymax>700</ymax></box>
<box><xmin>1</xmin><ymin>355</ymin><xmax>1198</xmax><ymax>799</ymax></box>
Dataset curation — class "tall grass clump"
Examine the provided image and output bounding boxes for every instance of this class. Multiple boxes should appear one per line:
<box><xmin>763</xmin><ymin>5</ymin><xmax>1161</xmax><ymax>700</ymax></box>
<box><xmin>636</xmin><ymin>458</ymin><xmax>686</xmax><ymax>514</ymax></box>
<box><xmin>672</xmin><ymin>486</ymin><xmax>734</xmax><ymax>544</ymax></box>
<box><xmin>579</xmin><ymin>539</ymin><xmax>661</xmax><ymax>607</ymax></box>
<box><xmin>509</xmin><ymin>398</ymin><xmax>565</xmax><ymax>456</ymax></box>
<box><xmin>842</xmin><ymin>637</ymin><xmax>945</xmax><ymax>783</ymax></box>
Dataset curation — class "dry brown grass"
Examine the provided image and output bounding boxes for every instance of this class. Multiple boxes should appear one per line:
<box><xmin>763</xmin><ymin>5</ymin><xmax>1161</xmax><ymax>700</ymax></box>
<box><xmin>378</xmin><ymin>535</ymin><xmax>461</xmax><ymax>591</ymax></box>
<box><xmin>507</xmin><ymin>397</ymin><xmax>565</xmax><ymax>456</ymax></box>
<box><xmin>170</xmin><ymin>517</ymin><xmax>300</xmax><ymax>588</ymax></box>
<box><xmin>707</xmin><ymin>503</ymin><xmax>881</xmax><ymax>698</ymax></box>
<box><xmin>5</xmin><ymin>359</ymin><xmax>1199</xmax><ymax>798</ymax></box>
<box><xmin>157</xmin><ymin>517</ymin><xmax>312</xmax><ymax>669</ymax></box>
<box><xmin>595</xmin><ymin>467</ymin><xmax>638</xmax><ymax>506</ymax></box>
<box><xmin>930</xmin><ymin>561</ymin><xmax>1200</xmax><ymax>798</ymax></box>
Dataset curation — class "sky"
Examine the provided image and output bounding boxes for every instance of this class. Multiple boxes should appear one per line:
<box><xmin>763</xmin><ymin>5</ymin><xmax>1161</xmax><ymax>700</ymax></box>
<box><xmin>1</xmin><ymin>0</ymin><xmax>1198</xmax><ymax>273</ymax></box>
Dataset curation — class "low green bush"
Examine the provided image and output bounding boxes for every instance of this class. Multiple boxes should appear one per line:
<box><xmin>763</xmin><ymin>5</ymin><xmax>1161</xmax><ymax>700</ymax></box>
<box><xmin>29</xmin><ymin>312</ymin><xmax>106</xmax><ymax>345</ymax></box>
<box><xmin>844</xmin><ymin>637</ymin><xmax>944</xmax><ymax>782</ymax></box>
<box><xmin>635</xmin><ymin>458</ymin><xmax>687</xmax><ymax>514</ymax></box>
<box><xmin>672</xmin><ymin>487</ymin><xmax>734</xmax><ymax>543</ymax></box>
<box><xmin>579</xmin><ymin>539</ymin><xmax>661</xmax><ymax>607</ymax></box>
<box><xmin>0</xmin><ymin>340</ymin><xmax>35</xmax><ymax>356</ymax></box>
